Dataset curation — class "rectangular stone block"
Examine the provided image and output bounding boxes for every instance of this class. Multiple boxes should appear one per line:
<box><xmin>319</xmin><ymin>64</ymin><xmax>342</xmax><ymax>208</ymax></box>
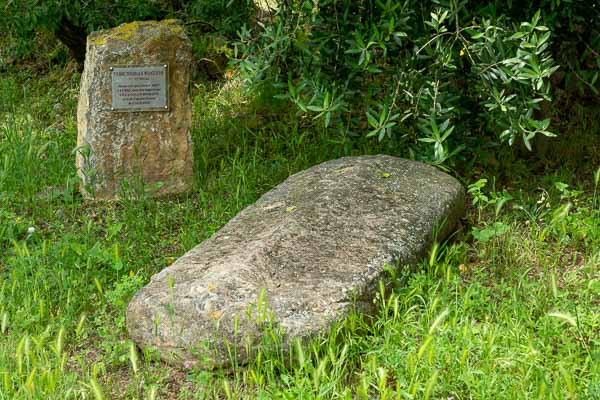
<box><xmin>127</xmin><ymin>155</ymin><xmax>466</xmax><ymax>368</ymax></box>
<box><xmin>76</xmin><ymin>20</ymin><xmax>194</xmax><ymax>199</ymax></box>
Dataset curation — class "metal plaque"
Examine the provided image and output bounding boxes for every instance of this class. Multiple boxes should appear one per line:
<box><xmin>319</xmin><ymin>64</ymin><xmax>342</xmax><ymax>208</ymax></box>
<box><xmin>110</xmin><ymin>65</ymin><xmax>169</xmax><ymax>111</ymax></box>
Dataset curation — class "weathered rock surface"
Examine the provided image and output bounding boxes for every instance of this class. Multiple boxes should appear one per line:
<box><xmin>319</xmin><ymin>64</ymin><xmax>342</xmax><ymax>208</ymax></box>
<box><xmin>76</xmin><ymin>20</ymin><xmax>193</xmax><ymax>199</ymax></box>
<box><xmin>127</xmin><ymin>155</ymin><xmax>465</xmax><ymax>367</ymax></box>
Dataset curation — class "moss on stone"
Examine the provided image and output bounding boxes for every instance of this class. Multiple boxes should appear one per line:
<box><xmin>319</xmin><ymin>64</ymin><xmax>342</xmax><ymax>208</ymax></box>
<box><xmin>88</xmin><ymin>20</ymin><xmax>185</xmax><ymax>47</ymax></box>
<box><xmin>88</xmin><ymin>33</ymin><xmax>107</xmax><ymax>46</ymax></box>
<box><xmin>111</xmin><ymin>21</ymin><xmax>142</xmax><ymax>41</ymax></box>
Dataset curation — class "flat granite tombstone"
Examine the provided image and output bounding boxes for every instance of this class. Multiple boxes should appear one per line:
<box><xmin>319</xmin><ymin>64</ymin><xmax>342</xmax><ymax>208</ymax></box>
<box><xmin>127</xmin><ymin>155</ymin><xmax>465</xmax><ymax>368</ymax></box>
<box><xmin>76</xmin><ymin>20</ymin><xmax>193</xmax><ymax>199</ymax></box>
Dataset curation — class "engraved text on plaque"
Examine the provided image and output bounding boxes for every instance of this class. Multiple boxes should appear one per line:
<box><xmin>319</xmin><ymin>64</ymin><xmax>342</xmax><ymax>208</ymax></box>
<box><xmin>111</xmin><ymin>65</ymin><xmax>169</xmax><ymax>111</ymax></box>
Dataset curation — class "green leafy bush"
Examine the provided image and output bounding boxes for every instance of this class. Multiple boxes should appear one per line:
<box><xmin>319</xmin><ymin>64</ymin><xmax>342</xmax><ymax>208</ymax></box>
<box><xmin>2</xmin><ymin>0</ymin><xmax>597</xmax><ymax>164</ymax></box>
<box><xmin>235</xmin><ymin>0</ymin><xmax>599</xmax><ymax>165</ymax></box>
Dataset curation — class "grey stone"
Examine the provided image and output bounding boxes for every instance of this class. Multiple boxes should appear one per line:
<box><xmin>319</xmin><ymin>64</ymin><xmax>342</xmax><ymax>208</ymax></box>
<box><xmin>76</xmin><ymin>20</ymin><xmax>193</xmax><ymax>199</ymax></box>
<box><xmin>127</xmin><ymin>155</ymin><xmax>465</xmax><ymax>368</ymax></box>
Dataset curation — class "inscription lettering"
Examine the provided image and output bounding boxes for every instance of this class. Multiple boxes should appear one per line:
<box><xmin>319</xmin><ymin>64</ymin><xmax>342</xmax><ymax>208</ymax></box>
<box><xmin>111</xmin><ymin>65</ymin><xmax>168</xmax><ymax>111</ymax></box>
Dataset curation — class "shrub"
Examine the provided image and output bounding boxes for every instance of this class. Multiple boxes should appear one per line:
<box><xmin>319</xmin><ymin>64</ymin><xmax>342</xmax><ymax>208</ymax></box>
<box><xmin>234</xmin><ymin>0</ymin><xmax>599</xmax><ymax>165</ymax></box>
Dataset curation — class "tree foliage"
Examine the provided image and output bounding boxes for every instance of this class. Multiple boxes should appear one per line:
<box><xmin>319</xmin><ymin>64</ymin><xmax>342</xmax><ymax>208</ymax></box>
<box><xmin>0</xmin><ymin>0</ymin><xmax>254</xmax><ymax>64</ymax></box>
<box><xmin>235</xmin><ymin>0</ymin><xmax>599</xmax><ymax>164</ymax></box>
<box><xmin>1</xmin><ymin>0</ymin><xmax>598</xmax><ymax>164</ymax></box>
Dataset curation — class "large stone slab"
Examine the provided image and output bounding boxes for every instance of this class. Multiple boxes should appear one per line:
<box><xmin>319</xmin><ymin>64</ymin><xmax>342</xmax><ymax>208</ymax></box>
<box><xmin>127</xmin><ymin>155</ymin><xmax>465</xmax><ymax>367</ymax></box>
<box><xmin>76</xmin><ymin>20</ymin><xmax>193</xmax><ymax>199</ymax></box>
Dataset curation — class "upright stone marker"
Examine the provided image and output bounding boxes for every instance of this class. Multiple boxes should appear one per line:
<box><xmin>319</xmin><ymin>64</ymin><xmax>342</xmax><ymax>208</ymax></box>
<box><xmin>77</xmin><ymin>20</ymin><xmax>193</xmax><ymax>199</ymax></box>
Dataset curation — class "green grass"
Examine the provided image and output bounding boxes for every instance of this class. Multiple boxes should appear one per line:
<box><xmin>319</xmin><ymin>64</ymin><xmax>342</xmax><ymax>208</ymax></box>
<box><xmin>0</xmin><ymin>64</ymin><xmax>599</xmax><ymax>399</ymax></box>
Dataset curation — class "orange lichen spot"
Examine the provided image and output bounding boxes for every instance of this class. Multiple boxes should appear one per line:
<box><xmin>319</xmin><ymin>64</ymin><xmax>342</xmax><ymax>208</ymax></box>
<box><xmin>209</xmin><ymin>311</ymin><xmax>223</xmax><ymax>320</ymax></box>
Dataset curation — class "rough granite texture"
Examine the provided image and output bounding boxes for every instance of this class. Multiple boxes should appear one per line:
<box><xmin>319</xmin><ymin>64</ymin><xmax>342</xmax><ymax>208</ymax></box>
<box><xmin>76</xmin><ymin>20</ymin><xmax>193</xmax><ymax>199</ymax></box>
<box><xmin>127</xmin><ymin>155</ymin><xmax>465</xmax><ymax>368</ymax></box>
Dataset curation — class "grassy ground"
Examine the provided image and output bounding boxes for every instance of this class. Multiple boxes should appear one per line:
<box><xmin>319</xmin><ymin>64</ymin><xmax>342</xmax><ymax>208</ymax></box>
<box><xmin>0</xmin><ymin>61</ymin><xmax>599</xmax><ymax>399</ymax></box>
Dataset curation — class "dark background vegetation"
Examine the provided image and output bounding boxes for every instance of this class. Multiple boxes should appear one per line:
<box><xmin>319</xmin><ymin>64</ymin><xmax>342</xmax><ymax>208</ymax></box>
<box><xmin>1</xmin><ymin>0</ymin><xmax>598</xmax><ymax>168</ymax></box>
